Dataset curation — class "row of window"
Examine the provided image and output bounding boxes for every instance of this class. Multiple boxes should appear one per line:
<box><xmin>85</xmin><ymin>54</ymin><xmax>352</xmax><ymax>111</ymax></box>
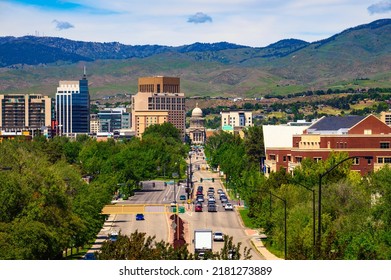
<box><xmin>147</xmin><ymin>105</ymin><xmax>185</xmax><ymax>110</ymax></box>
<box><xmin>57</xmin><ymin>91</ymin><xmax>79</xmax><ymax>94</ymax></box>
<box><xmin>269</xmin><ymin>154</ymin><xmax>391</xmax><ymax>165</ymax></box>
<box><xmin>297</xmin><ymin>141</ymin><xmax>390</xmax><ymax>149</ymax></box>
<box><xmin>148</xmin><ymin>97</ymin><xmax>184</xmax><ymax>103</ymax></box>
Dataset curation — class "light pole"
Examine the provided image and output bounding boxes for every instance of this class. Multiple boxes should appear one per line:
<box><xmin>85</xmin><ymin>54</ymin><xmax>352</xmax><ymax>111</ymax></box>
<box><xmin>317</xmin><ymin>155</ymin><xmax>372</xmax><ymax>259</ymax></box>
<box><xmin>293</xmin><ymin>181</ymin><xmax>315</xmax><ymax>259</ymax></box>
<box><xmin>270</xmin><ymin>191</ymin><xmax>287</xmax><ymax>260</ymax></box>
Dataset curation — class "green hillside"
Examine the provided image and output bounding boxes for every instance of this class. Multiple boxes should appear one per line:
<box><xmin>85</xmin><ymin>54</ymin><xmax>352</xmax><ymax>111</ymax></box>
<box><xmin>1</xmin><ymin>19</ymin><xmax>391</xmax><ymax>98</ymax></box>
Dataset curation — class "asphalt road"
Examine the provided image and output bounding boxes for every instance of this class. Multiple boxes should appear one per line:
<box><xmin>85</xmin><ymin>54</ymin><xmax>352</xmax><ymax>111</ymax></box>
<box><xmin>104</xmin><ymin>151</ymin><xmax>264</xmax><ymax>260</ymax></box>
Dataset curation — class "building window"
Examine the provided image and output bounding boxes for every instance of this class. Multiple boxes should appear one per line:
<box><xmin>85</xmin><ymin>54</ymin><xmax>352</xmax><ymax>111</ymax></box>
<box><xmin>314</xmin><ymin>157</ymin><xmax>322</xmax><ymax>162</ymax></box>
<box><xmin>380</xmin><ymin>142</ymin><xmax>390</xmax><ymax>149</ymax></box>
<box><xmin>295</xmin><ymin>157</ymin><xmax>302</xmax><ymax>163</ymax></box>
<box><xmin>270</xmin><ymin>154</ymin><xmax>276</xmax><ymax>161</ymax></box>
<box><xmin>352</xmin><ymin>157</ymin><xmax>359</xmax><ymax>165</ymax></box>
<box><xmin>364</xmin><ymin>129</ymin><xmax>372</xmax><ymax>135</ymax></box>
<box><xmin>283</xmin><ymin>156</ymin><xmax>287</xmax><ymax>162</ymax></box>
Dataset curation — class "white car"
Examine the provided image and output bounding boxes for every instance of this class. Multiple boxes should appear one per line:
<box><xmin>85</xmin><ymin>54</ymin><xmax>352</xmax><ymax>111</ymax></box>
<box><xmin>213</xmin><ymin>231</ymin><xmax>224</xmax><ymax>241</ymax></box>
<box><xmin>224</xmin><ymin>203</ymin><xmax>234</xmax><ymax>211</ymax></box>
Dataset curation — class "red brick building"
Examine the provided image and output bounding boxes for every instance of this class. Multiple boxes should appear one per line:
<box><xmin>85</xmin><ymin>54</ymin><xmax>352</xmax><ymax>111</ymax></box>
<box><xmin>264</xmin><ymin>115</ymin><xmax>391</xmax><ymax>175</ymax></box>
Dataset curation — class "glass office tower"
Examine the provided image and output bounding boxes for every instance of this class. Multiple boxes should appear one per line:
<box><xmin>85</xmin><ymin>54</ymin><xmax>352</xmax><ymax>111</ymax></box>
<box><xmin>56</xmin><ymin>73</ymin><xmax>90</xmax><ymax>136</ymax></box>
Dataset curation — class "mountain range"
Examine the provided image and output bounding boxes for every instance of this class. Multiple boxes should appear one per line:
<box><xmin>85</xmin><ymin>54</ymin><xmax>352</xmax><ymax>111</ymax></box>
<box><xmin>1</xmin><ymin>18</ymin><xmax>391</xmax><ymax>98</ymax></box>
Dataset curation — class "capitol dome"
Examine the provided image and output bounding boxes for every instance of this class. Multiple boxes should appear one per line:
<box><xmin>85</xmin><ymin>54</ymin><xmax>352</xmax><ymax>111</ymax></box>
<box><xmin>191</xmin><ymin>104</ymin><xmax>203</xmax><ymax>117</ymax></box>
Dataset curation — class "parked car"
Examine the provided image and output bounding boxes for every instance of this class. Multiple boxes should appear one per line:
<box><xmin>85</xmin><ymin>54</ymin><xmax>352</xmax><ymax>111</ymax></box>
<box><xmin>224</xmin><ymin>203</ymin><xmax>234</xmax><ymax>211</ymax></box>
<box><xmin>213</xmin><ymin>231</ymin><xmax>224</xmax><ymax>241</ymax></box>
<box><xmin>136</xmin><ymin>213</ymin><xmax>145</xmax><ymax>220</ymax></box>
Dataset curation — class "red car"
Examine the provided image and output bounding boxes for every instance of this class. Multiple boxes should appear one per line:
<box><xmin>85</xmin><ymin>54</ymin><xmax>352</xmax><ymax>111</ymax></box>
<box><xmin>195</xmin><ymin>204</ymin><xmax>202</xmax><ymax>212</ymax></box>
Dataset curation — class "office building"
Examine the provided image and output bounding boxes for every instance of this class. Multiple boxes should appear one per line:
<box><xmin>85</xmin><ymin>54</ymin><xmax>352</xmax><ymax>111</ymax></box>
<box><xmin>221</xmin><ymin>110</ymin><xmax>253</xmax><ymax>138</ymax></box>
<box><xmin>98</xmin><ymin>108</ymin><xmax>130</xmax><ymax>133</ymax></box>
<box><xmin>55</xmin><ymin>72</ymin><xmax>90</xmax><ymax>136</ymax></box>
<box><xmin>0</xmin><ymin>94</ymin><xmax>51</xmax><ymax>135</ymax></box>
<box><xmin>131</xmin><ymin>76</ymin><xmax>185</xmax><ymax>138</ymax></box>
<box><xmin>380</xmin><ymin>111</ymin><xmax>391</xmax><ymax>126</ymax></box>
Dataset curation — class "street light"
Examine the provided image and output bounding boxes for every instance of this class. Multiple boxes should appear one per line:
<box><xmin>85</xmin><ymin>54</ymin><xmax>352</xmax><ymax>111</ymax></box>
<box><xmin>187</xmin><ymin>152</ymin><xmax>193</xmax><ymax>199</ymax></box>
<box><xmin>270</xmin><ymin>191</ymin><xmax>287</xmax><ymax>260</ymax></box>
<box><xmin>292</xmin><ymin>180</ymin><xmax>315</xmax><ymax>259</ymax></box>
<box><xmin>317</xmin><ymin>155</ymin><xmax>372</xmax><ymax>259</ymax></box>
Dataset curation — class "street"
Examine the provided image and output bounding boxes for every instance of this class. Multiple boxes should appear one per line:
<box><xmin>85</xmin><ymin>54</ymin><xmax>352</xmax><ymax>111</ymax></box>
<box><xmin>93</xmin><ymin>150</ymin><xmax>265</xmax><ymax>260</ymax></box>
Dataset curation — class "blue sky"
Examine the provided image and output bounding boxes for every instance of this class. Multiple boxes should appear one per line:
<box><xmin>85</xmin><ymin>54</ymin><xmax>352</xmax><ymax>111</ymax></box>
<box><xmin>1</xmin><ymin>0</ymin><xmax>391</xmax><ymax>47</ymax></box>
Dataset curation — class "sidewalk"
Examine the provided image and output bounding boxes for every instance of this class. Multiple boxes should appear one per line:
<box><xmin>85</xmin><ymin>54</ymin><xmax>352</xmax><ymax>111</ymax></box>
<box><xmin>244</xmin><ymin>229</ymin><xmax>282</xmax><ymax>260</ymax></box>
<box><xmin>85</xmin><ymin>214</ymin><xmax>117</xmax><ymax>255</ymax></box>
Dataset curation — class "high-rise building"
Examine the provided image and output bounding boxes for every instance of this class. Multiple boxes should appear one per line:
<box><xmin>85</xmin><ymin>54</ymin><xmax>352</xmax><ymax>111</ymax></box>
<box><xmin>131</xmin><ymin>76</ymin><xmax>185</xmax><ymax>138</ymax></box>
<box><xmin>0</xmin><ymin>94</ymin><xmax>51</xmax><ymax>134</ymax></box>
<box><xmin>55</xmin><ymin>72</ymin><xmax>90</xmax><ymax>136</ymax></box>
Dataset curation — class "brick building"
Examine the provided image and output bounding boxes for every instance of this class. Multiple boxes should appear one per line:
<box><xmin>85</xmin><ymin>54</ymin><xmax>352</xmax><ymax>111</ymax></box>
<box><xmin>264</xmin><ymin>115</ymin><xmax>391</xmax><ymax>176</ymax></box>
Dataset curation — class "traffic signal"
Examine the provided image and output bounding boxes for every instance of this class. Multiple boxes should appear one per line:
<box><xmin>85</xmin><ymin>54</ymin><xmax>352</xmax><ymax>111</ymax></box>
<box><xmin>212</xmin><ymin>178</ymin><xmax>214</xmax><ymax>182</ymax></box>
<box><xmin>200</xmin><ymin>178</ymin><xmax>203</xmax><ymax>182</ymax></box>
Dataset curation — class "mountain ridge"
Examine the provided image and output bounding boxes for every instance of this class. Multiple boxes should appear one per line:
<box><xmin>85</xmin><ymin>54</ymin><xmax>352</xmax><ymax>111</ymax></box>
<box><xmin>1</xmin><ymin>19</ymin><xmax>391</xmax><ymax>97</ymax></box>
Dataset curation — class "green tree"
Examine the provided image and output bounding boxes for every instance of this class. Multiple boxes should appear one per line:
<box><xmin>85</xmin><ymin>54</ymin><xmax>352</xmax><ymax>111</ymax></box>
<box><xmin>243</xmin><ymin>125</ymin><xmax>265</xmax><ymax>171</ymax></box>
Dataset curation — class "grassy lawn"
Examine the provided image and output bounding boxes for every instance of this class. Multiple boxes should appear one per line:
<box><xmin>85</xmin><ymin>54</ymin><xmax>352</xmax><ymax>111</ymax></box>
<box><xmin>238</xmin><ymin>208</ymin><xmax>258</xmax><ymax>229</ymax></box>
<box><xmin>64</xmin><ymin>245</ymin><xmax>90</xmax><ymax>260</ymax></box>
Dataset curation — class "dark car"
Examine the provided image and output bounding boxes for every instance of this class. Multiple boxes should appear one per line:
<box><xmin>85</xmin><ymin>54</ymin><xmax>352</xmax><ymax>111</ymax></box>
<box><xmin>136</xmin><ymin>213</ymin><xmax>145</xmax><ymax>220</ymax></box>
<box><xmin>208</xmin><ymin>203</ymin><xmax>217</xmax><ymax>212</ymax></box>
<box><xmin>180</xmin><ymin>195</ymin><xmax>186</xmax><ymax>200</ymax></box>
<box><xmin>195</xmin><ymin>204</ymin><xmax>202</xmax><ymax>212</ymax></box>
<box><xmin>83</xmin><ymin>252</ymin><xmax>97</xmax><ymax>260</ymax></box>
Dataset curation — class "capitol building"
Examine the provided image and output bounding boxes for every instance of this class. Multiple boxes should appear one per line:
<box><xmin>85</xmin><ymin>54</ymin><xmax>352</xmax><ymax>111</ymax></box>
<box><xmin>187</xmin><ymin>103</ymin><xmax>206</xmax><ymax>145</ymax></box>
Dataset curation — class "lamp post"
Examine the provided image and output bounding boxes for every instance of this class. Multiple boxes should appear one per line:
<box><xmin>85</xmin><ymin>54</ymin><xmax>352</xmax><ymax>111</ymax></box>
<box><xmin>293</xmin><ymin>181</ymin><xmax>315</xmax><ymax>259</ymax></box>
<box><xmin>187</xmin><ymin>152</ymin><xmax>193</xmax><ymax>199</ymax></box>
<box><xmin>317</xmin><ymin>155</ymin><xmax>372</xmax><ymax>259</ymax></box>
<box><xmin>270</xmin><ymin>191</ymin><xmax>287</xmax><ymax>260</ymax></box>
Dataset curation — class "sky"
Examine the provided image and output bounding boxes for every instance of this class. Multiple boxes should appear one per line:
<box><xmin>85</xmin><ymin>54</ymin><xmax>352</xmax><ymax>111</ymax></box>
<box><xmin>0</xmin><ymin>0</ymin><xmax>391</xmax><ymax>47</ymax></box>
